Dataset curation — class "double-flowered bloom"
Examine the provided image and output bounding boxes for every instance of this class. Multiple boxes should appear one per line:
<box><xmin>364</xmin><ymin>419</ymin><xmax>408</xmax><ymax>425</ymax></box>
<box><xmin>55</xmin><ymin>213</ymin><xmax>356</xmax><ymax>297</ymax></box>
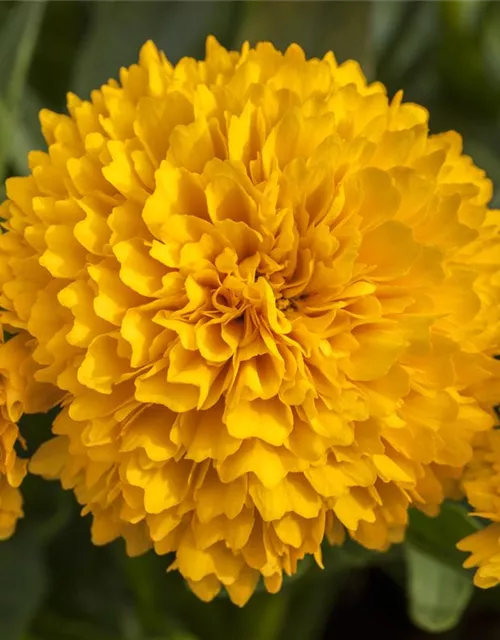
<box><xmin>0</xmin><ymin>37</ymin><xmax>499</xmax><ymax>604</ymax></box>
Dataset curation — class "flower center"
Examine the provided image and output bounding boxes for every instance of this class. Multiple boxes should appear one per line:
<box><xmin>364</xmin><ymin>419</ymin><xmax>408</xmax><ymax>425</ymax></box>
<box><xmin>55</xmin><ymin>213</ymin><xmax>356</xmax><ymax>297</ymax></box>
<box><xmin>276</xmin><ymin>297</ymin><xmax>291</xmax><ymax>311</ymax></box>
<box><xmin>275</xmin><ymin>293</ymin><xmax>306</xmax><ymax>314</ymax></box>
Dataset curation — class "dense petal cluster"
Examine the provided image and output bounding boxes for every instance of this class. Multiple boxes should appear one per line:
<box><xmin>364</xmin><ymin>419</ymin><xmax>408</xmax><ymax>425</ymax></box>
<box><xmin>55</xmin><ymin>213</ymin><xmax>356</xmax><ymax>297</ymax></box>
<box><xmin>1</xmin><ymin>37</ymin><xmax>499</xmax><ymax>604</ymax></box>
<box><xmin>458</xmin><ymin>428</ymin><xmax>500</xmax><ymax>587</ymax></box>
<box><xmin>0</xmin><ymin>331</ymin><xmax>57</xmax><ymax>538</ymax></box>
<box><xmin>0</xmin><ymin>334</ymin><xmax>28</xmax><ymax>538</ymax></box>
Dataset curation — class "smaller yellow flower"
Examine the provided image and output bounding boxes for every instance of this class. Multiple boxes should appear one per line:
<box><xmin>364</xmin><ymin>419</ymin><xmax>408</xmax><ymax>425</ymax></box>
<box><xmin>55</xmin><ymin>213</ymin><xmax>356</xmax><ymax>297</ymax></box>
<box><xmin>458</xmin><ymin>428</ymin><xmax>500</xmax><ymax>587</ymax></box>
<box><xmin>0</xmin><ymin>330</ymin><xmax>62</xmax><ymax>539</ymax></box>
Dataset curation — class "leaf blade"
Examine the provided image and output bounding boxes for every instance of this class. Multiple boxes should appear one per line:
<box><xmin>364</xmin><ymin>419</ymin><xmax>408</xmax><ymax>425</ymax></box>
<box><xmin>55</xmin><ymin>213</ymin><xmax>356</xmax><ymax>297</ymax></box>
<box><xmin>406</xmin><ymin>544</ymin><xmax>473</xmax><ymax>633</ymax></box>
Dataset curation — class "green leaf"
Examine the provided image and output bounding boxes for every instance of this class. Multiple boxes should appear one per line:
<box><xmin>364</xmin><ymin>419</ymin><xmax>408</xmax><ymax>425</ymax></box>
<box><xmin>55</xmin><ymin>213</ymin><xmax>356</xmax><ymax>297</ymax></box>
<box><xmin>406</xmin><ymin>544</ymin><xmax>473</xmax><ymax>633</ymax></box>
<box><xmin>0</xmin><ymin>529</ymin><xmax>48</xmax><ymax>640</ymax></box>
<box><xmin>406</xmin><ymin>501</ymin><xmax>481</xmax><ymax>571</ymax></box>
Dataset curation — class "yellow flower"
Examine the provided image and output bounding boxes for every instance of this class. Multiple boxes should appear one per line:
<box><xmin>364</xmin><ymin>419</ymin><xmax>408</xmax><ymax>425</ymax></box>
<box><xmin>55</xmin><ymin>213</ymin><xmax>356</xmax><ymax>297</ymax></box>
<box><xmin>0</xmin><ymin>37</ymin><xmax>498</xmax><ymax>604</ymax></box>
<box><xmin>458</xmin><ymin>429</ymin><xmax>500</xmax><ymax>588</ymax></box>
<box><xmin>0</xmin><ymin>331</ymin><xmax>58</xmax><ymax>538</ymax></box>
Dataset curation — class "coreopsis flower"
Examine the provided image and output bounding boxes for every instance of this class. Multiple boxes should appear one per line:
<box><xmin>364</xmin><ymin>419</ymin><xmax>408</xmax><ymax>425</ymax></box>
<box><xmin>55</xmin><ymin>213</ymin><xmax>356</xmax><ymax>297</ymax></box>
<box><xmin>458</xmin><ymin>428</ymin><xmax>500</xmax><ymax>587</ymax></box>
<box><xmin>0</xmin><ymin>37</ymin><xmax>499</xmax><ymax>604</ymax></box>
<box><xmin>0</xmin><ymin>331</ymin><xmax>58</xmax><ymax>538</ymax></box>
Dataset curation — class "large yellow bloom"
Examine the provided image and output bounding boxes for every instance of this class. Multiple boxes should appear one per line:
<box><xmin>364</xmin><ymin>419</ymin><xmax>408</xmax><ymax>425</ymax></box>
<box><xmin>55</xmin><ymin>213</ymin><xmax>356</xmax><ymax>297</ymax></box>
<box><xmin>0</xmin><ymin>37</ymin><xmax>499</xmax><ymax>604</ymax></box>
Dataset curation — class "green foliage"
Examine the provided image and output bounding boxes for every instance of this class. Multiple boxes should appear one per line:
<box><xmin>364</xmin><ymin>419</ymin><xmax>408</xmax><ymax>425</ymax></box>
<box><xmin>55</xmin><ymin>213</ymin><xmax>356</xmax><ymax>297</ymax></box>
<box><xmin>404</xmin><ymin>503</ymin><xmax>480</xmax><ymax>632</ymax></box>
<box><xmin>406</xmin><ymin>501</ymin><xmax>481</xmax><ymax>571</ymax></box>
<box><xmin>406</xmin><ymin>545</ymin><xmax>474</xmax><ymax>633</ymax></box>
<box><xmin>1</xmin><ymin>1</ymin><xmax>500</xmax><ymax>638</ymax></box>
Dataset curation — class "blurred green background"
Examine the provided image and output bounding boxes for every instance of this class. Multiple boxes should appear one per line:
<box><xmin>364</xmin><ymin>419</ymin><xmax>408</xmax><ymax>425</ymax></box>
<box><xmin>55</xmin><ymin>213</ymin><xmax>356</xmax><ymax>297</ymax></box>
<box><xmin>1</xmin><ymin>1</ymin><xmax>500</xmax><ymax>639</ymax></box>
